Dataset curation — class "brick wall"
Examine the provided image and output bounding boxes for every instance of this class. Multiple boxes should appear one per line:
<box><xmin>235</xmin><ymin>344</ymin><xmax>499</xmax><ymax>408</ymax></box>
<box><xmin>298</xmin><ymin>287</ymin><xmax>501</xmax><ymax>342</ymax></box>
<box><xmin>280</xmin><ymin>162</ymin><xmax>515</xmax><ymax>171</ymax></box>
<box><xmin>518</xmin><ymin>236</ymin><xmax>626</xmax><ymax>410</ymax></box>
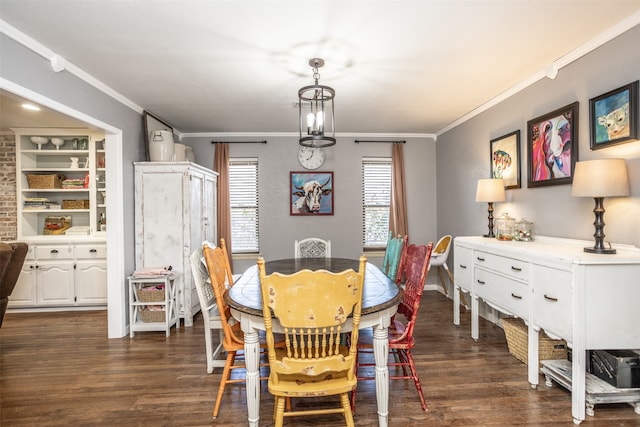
<box><xmin>0</xmin><ymin>131</ymin><xmax>17</xmax><ymax>241</ymax></box>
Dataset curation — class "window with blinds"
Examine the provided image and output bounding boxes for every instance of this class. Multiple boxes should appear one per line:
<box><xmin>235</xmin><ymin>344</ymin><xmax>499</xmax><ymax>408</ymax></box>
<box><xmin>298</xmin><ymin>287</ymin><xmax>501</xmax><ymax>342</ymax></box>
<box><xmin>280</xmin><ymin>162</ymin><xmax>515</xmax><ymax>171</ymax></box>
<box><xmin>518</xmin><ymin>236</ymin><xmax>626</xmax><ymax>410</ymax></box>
<box><xmin>362</xmin><ymin>157</ymin><xmax>392</xmax><ymax>248</ymax></box>
<box><xmin>229</xmin><ymin>158</ymin><xmax>259</xmax><ymax>253</ymax></box>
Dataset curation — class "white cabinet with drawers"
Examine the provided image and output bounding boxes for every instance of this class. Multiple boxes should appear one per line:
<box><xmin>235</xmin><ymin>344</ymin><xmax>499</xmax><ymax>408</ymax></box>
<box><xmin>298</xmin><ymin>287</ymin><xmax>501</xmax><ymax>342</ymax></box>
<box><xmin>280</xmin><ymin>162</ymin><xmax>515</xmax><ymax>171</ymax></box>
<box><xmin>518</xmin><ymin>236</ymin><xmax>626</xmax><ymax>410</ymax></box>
<box><xmin>453</xmin><ymin>235</ymin><xmax>640</xmax><ymax>424</ymax></box>
<box><xmin>9</xmin><ymin>242</ymin><xmax>107</xmax><ymax>308</ymax></box>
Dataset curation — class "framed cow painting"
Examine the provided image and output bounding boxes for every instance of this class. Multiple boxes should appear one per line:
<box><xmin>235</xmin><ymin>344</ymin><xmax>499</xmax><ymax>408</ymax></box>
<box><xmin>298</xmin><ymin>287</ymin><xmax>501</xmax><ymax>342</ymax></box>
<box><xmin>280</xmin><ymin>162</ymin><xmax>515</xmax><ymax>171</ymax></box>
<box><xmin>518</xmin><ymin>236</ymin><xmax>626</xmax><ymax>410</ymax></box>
<box><xmin>589</xmin><ymin>80</ymin><xmax>638</xmax><ymax>150</ymax></box>
<box><xmin>526</xmin><ymin>102</ymin><xmax>578</xmax><ymax>188</ymax></box>
<box><xmin>290</xmin><ymin>171</ymin><xmax>334</xmax><ymax>216</ymax></box>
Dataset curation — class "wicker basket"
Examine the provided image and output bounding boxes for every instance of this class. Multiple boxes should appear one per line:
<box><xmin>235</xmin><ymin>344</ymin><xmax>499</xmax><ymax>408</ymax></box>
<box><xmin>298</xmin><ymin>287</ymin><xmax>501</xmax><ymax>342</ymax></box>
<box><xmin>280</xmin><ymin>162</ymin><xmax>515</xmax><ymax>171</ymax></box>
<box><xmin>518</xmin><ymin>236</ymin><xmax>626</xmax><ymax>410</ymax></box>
<box><xmin>502</xmin><ymin>317</ymin><xmax>567</xmax><ymax>367</ymax></box>
<box><xmin>62</xmin><ymin>199</ymin><xmax>90</xmax><ymax>209</ymax></box>
<box><xmin>136</xmin><ymin>285</ymin><xmax>165</xmax><ymax>302</ymax></box>
<box><xmin>139</xmin><ymin>307</ymin><xmax>166</xmax><ymax>323</ymax></box>
<box><xmin>27</xmin><ymin>174</ymin><xmax>65</xmax><ymax>189</ymax></box>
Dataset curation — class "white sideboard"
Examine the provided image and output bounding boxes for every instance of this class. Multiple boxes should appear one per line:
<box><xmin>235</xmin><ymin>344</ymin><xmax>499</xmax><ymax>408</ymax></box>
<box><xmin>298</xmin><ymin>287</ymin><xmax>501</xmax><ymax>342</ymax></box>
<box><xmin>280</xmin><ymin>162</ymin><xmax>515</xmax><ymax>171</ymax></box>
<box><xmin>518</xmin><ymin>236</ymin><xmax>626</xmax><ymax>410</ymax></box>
<box><xmin>453</xmin><ymin>235</ymin><xmax>640</xmax><ymax>424</ymax></box>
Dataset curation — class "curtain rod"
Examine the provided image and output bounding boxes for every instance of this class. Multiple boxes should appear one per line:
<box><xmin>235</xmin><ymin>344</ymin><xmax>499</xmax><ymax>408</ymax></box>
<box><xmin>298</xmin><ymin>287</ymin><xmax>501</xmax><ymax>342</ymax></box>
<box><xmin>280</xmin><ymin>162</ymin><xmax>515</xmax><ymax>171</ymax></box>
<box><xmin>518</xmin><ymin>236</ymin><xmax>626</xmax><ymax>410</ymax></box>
<box><xmin>211</xmin><ymin>140</ymin><xmax>267</xmax><ymax>144</ymax></box>
<box><xmin>354</xmin><ymin>140</ymin><xmax>405</xmax><ymax>144</ymax></box>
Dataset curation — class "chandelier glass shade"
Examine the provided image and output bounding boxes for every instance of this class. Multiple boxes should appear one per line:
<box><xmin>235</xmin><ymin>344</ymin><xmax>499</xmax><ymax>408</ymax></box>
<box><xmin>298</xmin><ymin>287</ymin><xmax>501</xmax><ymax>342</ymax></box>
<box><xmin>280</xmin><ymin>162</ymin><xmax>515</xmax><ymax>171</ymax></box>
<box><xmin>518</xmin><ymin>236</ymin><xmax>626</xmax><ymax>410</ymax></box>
<box><xmin>298</xmin><ymin>58</ymin><xmax>336</xmax><ymax>147</ymax></box>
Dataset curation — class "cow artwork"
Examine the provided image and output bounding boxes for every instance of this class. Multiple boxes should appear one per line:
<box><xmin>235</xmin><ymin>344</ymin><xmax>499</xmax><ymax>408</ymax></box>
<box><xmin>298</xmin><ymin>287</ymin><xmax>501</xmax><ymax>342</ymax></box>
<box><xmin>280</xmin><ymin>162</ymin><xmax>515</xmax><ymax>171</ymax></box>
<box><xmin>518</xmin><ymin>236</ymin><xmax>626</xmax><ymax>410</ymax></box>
<box><xmin>590</xmin><ymin>81</ymin><xmax>638</xmax><ymax>150</ymax></box>
<box><xmin>290</xmin><ymin>172</ymin><xmax>334</xmax><ymax>215</ymax></box>
<box><xmin>527</xmin><ymin>102</ymin><xmax>578</xmax><ymax>188</ymax></box>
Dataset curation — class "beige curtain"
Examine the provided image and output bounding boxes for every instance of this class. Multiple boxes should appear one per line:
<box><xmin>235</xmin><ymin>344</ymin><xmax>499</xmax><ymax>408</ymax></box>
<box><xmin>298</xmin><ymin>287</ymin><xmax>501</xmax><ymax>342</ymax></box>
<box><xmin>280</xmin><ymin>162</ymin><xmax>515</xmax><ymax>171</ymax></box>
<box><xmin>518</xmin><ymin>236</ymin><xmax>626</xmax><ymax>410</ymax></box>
<box><xmin>213</xmin><ymin>143</ymin><xmax>232</xmax><ymax>266</ymax></box>
<box><xmin>389</xmin><ymin>143</ymin><xmax>408</xmax><ymax>237</ymax></box>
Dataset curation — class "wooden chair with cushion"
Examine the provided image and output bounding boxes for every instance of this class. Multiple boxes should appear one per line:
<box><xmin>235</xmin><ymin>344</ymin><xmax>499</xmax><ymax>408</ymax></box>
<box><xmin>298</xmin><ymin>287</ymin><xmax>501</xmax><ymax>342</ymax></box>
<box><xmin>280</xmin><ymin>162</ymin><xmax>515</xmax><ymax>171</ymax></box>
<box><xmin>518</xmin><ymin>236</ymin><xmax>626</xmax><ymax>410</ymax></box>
<box><xmin>352</xmin><ymin>241</ymin><xmax>434</xmax><ymax>412</ymax></box>
<box><xmin>382</xmin><ymin>232</ymin><xmax>408</xmax><ymax>283</ymax></box>
<box><xmin>294</xmin><ymin>237</ymin><xmax>331</xmax><ymax>258</ymax></box>
<box><xmin>258</xmin><ymin>255</ymin><xmax>367</xmax><ymax>427</ymax></box>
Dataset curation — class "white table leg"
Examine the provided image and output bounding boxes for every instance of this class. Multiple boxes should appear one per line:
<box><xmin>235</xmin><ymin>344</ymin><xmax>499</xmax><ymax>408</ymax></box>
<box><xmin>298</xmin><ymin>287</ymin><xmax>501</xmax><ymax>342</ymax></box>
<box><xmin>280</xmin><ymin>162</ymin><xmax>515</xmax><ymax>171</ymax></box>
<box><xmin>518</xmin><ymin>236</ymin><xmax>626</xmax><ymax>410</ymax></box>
<box><xmin>373</xmin><ymin>324</ymin><xmax>390</xmax><ymax>427</ymax></box>
<box><xmin>243</xmin><ymin>327</ymin><xmax>260</xmax><ymax>427</ymax></box>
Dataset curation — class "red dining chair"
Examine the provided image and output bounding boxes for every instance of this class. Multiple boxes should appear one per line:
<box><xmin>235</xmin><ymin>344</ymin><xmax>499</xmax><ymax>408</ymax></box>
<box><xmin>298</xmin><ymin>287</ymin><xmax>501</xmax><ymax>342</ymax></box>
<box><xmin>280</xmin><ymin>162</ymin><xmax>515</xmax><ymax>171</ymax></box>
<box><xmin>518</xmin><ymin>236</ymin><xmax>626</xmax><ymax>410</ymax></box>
<box><xmin>352</xmin><ymin>241</ymin><xmax>434</xmax><ymax>412</ymax></box>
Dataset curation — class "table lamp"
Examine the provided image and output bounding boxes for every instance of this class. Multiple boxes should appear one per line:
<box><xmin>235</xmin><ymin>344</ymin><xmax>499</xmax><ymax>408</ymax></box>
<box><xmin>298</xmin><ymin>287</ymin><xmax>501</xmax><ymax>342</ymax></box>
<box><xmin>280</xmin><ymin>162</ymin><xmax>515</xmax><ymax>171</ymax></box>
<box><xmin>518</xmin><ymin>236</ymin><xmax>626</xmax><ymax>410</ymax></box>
<box><xmin>571</xmin><ymin>158</ymin><xmax>629</xmax><ymax>254</ymax></box>
<box><xmin>475</xmin><ymin>178</ymin><xmax>506</xmax><ymax>238</ymax></box>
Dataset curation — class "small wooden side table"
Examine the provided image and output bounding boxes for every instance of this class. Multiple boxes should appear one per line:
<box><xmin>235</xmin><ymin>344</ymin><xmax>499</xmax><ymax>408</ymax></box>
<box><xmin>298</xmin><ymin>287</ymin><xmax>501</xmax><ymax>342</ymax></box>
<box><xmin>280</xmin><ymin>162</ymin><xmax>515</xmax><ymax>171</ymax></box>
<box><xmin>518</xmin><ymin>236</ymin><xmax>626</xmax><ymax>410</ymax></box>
<box><xmin>128</xmin><ymin>273</ymin><xmax>178</xmax><ymax>337</ymax></box>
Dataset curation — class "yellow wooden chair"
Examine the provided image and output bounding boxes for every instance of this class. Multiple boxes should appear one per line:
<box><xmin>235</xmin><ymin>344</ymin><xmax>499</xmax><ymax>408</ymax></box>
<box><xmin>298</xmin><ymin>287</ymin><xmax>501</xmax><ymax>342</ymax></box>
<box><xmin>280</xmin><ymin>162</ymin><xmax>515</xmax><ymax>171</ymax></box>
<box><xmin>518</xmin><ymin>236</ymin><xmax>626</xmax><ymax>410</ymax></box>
<box><xmin>257</xmin><ymin>255</ymin><xmax>366</xmax><ymax>427</ymax></box>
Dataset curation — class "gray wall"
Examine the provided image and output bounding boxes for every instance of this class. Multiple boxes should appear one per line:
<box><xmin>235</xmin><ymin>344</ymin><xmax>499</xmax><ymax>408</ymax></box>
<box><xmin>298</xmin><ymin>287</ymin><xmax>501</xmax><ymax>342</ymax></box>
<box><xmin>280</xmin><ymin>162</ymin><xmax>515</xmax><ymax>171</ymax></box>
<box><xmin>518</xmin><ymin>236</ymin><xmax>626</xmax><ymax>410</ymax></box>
<box><xmin>0</xmin><ymin>33</ymin><xmax>146</xmax><ymax>293</ymax></box>
<box><xmin>185</xmin><ymin>135</ymin><xmax>438</xmax><ymax>272</ymax></box>
<box><xmin>436</xmin><ymin>25</ymin><xmax>640</xmax><ymax>250</ymax></box>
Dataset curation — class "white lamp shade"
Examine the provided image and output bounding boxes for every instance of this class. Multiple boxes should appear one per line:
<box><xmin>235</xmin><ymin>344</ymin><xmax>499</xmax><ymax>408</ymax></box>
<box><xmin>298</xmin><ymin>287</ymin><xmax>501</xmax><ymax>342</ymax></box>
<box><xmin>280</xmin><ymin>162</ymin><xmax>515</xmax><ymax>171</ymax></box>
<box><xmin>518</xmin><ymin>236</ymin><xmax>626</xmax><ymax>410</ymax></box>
<box><xmin>571</xmin><ymin>158</ymin><xmax>629</xmax><ymax>198</ymax></box>
<box><xmin>475</xmin><ymin>178</ymin><xmax>506</xmax><ymax>202</ymax></box>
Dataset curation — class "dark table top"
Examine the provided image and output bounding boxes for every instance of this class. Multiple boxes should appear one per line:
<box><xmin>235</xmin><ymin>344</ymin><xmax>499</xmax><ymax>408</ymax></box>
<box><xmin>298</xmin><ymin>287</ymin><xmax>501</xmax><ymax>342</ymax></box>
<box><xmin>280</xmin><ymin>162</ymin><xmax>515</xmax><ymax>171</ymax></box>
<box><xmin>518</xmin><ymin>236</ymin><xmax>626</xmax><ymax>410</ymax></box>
<box><xmin>226</xmin><ymin>257</ymin><xmax>403</xmax><ymax>316</ymax></box>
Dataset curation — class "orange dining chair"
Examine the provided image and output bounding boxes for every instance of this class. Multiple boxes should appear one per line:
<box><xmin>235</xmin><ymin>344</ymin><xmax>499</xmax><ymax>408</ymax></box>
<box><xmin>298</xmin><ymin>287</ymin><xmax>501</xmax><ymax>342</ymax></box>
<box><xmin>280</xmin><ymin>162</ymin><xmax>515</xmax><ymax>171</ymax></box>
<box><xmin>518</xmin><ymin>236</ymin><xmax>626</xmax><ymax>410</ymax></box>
<box><xmin>352</xmin><ymin>241</ymin><xmax>434</xmax><ymax>412</ymax></box>
<box><xmin>201</xmin><ymin>239</ymin><xmax>245</xmax><ymax>419</ymax></box>
<box><xmin>202</xmin><ymin>239</ymin><xmax>283</xmax><ymax>419</ymax></box>
<box><xmin>382</xmin><ymin>232</ymin><xmax>408</xmax><ymax>283</ymax></box>
<box><xmin>258</xmin><ymin>255</ymin><xmax>367</xmax><ymax>427</ymax></box>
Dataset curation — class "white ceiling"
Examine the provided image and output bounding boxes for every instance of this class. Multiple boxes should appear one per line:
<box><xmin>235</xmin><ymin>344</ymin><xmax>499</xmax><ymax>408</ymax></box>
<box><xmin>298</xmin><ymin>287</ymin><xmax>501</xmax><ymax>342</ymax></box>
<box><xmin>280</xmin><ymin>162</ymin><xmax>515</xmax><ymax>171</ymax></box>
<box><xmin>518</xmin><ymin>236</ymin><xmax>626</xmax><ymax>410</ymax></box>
<box><xmin>2</xmin><ymin>1</ymin><xmax>640</xmax><ymax>136</ymax></box>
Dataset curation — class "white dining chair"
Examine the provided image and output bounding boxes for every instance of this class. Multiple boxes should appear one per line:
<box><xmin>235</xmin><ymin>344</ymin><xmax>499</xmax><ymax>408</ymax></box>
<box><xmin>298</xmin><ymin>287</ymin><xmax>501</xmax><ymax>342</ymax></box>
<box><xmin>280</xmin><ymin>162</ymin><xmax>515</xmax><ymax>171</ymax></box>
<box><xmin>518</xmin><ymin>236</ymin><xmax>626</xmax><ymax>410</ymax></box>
<box><xmin>189</xmin><ymin>246</ymin><xmax>225</xmax><ymax>374</ymax></box>
<box><xmin>294</xmin><ymin>237</ymin><xmax>331</xmax><ymax>258</ymax></box>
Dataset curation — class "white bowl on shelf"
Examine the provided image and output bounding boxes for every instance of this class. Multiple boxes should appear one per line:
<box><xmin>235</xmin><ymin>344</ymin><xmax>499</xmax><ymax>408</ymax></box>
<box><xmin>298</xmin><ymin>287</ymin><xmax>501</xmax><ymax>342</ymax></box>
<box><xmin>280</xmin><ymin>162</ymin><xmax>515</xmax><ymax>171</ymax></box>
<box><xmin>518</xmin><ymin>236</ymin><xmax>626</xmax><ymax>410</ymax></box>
<box><xmin>30</xmin><ymin>136</ymin><xmax>49</xmax><ymax>150</ymax></box>
<box><xmin>50</xmin><ymin>137</ymin><xmax>65</xmax><ymax>150</ymax></box>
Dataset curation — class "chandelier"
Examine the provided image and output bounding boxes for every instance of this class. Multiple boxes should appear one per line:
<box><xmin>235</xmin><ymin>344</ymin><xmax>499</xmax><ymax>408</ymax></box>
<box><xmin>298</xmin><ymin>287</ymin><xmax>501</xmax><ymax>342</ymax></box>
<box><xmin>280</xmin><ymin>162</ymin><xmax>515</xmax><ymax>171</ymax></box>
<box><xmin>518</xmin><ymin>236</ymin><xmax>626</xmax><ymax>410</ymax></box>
<box><xmin>298</xmin><ymin>58</ymin><xmax>336</xmax><ymax>147</ymax></box>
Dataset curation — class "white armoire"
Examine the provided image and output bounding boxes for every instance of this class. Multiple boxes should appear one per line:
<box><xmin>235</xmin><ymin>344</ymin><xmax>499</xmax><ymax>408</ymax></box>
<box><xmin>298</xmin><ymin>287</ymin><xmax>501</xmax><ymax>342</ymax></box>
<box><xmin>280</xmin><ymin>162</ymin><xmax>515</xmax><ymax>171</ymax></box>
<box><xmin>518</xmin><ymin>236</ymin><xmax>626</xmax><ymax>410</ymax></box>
<box><xmin>134</xmin><ymin>162</ymin><xmax>218</xmax><ymax>326</ymax></box>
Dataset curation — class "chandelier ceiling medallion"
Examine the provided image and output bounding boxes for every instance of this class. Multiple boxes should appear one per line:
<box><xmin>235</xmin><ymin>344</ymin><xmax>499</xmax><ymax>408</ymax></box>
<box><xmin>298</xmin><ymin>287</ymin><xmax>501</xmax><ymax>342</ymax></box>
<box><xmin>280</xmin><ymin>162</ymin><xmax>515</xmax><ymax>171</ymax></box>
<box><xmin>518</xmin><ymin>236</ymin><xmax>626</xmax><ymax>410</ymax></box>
<box><xmin>298</xmin><ymin>58</ymin><xmax>336</xmax><ymax>147</ymax></box>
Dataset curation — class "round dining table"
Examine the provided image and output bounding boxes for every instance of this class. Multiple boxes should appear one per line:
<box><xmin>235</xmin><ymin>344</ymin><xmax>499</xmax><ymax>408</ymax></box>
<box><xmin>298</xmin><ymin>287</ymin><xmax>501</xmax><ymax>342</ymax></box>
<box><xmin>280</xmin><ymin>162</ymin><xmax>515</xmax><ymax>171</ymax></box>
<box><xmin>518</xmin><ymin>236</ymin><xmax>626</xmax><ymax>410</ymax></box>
<box><xmin>226</xmin><ymin>257</ymin><xmax>402</xmax><ymax>427</ymax></box>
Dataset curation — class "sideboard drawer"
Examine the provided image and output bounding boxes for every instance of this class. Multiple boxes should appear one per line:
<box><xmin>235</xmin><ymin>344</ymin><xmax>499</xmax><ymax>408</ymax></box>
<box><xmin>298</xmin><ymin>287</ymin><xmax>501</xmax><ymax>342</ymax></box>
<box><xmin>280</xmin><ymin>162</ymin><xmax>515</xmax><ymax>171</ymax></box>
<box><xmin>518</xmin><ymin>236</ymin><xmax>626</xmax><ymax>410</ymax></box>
<box><xmin>531</xmin><ymin>265</ymin><xmax>572</xmax><ymax>340</ymax></box>
<box><xmin>475</xmin><ymin>268</ymin><xmax>528</xmax><ymax>318</ymax></box>
<box><xmin>474</xmin><ymin>250</ymin><xmax>528</xmax><ymax>280</ymax></box>
<box><xmin>75</xmin><ymin>244</ymin><xmax>107</xmax><ymax>259</ymax></box>
<box><xmin>36</xmin><ymin>245</ymin><xmax>73</xmax><ymax>260</ymax></box>
<box><xmin>454</xmin><ymin>245</ymin><xmax>473</xmax><ymax>292</ymax></box>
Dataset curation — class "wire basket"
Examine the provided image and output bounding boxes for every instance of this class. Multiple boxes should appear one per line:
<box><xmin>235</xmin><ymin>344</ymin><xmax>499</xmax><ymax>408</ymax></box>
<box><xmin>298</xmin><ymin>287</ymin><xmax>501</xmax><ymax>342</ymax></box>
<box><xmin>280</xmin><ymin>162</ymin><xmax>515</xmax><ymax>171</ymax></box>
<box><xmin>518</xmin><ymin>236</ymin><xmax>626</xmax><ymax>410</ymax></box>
<box><xmin>502</xmin><ymin>317</ymin><xmax>567</xmax><ymax>368</ymax></box>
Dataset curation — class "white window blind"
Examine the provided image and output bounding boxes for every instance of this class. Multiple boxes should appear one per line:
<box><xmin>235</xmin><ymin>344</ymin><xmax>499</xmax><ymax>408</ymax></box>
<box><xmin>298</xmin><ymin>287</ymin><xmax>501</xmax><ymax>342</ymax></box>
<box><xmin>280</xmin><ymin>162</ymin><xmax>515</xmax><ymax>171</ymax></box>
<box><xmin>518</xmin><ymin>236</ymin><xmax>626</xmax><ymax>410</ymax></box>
<box><xmin>362</xmin><ymin>157</ymin><xmax>392</xmax><ymax>248</ymax></box>
<box><xmin>229</xmin><ymin>158</ymin><xmax>259</xmax><ymax>253</ymax></box>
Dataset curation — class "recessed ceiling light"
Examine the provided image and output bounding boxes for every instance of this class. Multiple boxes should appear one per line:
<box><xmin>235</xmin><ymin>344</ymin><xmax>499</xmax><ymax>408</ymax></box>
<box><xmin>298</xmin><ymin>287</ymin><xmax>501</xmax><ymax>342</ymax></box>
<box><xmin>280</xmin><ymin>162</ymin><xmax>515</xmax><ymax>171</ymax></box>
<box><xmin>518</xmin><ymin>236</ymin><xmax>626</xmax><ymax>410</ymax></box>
<box><xmin>22</xmin><ymin>103</ymin><xmax>41</xmax><ymax>111</ymax></box>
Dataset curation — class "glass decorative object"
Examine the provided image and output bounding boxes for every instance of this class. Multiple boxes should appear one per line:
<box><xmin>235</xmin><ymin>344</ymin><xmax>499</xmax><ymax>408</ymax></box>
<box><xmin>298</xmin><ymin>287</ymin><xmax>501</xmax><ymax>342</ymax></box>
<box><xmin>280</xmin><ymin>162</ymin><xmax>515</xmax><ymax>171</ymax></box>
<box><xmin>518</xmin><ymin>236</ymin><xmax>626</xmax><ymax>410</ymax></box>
<box><xmin>515</xmin><ymin>218</ymin><xmax>535</xmax><ymax>242</ymax></box>
<box><xmin>495</xmin><ymin>212</ymin><xmax>515</xmax><ymax>241</ymax></box>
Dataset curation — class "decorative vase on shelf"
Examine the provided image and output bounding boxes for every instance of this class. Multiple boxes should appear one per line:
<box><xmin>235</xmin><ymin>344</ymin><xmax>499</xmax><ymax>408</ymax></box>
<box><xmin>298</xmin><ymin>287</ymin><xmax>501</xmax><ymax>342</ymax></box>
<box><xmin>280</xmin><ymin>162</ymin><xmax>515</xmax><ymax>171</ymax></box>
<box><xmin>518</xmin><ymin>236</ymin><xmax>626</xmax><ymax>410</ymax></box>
<box><xmin>185</xmin><ymin>146</ymin><xmax>195</xmax><ymax>162</ymax></box>
<box><xmin>173</xmin><ymin>143</ymin><xmax>186</xmax><ymax>162</ymax></box>
<box><xmin>149</xmin><ymin>130</ymin><xmax>174</xmax><ymax>162</ymax></box>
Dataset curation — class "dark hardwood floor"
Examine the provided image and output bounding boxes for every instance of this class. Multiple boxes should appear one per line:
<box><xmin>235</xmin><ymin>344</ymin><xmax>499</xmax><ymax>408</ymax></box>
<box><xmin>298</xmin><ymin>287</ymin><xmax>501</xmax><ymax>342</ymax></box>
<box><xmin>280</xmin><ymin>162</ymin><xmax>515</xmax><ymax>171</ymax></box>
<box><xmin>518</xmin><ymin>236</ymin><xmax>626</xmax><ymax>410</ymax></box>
<box><xmin>1</xmin><ymin>291</ymin><xmax>638</xmax><ymax>426</ymax></box>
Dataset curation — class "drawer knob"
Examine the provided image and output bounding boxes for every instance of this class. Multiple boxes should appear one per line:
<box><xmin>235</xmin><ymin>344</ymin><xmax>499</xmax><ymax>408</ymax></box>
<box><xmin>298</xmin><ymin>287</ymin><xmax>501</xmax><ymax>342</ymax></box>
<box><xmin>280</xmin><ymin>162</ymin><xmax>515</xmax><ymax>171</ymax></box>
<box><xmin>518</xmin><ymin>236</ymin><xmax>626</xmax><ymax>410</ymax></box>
<box><xmin>511</xmin><ymin>293</ymin><xmax>522</xmax><ymax>300</ymax></box>
<box><xmin>90</xmin><ymin>249</ymin><xmax>98</xmax><ymax>253</ymax></box>
<box><xmin>476</xmin><ymin>257</ymin><xmax>485</xmax><ymax>262</ymax></box>
<box><xmin>511</xmin><ymin>266</ymin><xmax>522</xmax><ymax>272</ymax></box>
<box><xmin>50</xmin><ymin>249</ymin><xmax>59</xmax><ymax>254</ymax></box>
<box><xmin>477</xmin><ymin>280</ymin><xmax>486</xmax><ymax>285</ymax></box>
<box><xmin>544</xmin><ymin>294</ymin><xmax>559</xmax><ymax>302</ymax></box>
